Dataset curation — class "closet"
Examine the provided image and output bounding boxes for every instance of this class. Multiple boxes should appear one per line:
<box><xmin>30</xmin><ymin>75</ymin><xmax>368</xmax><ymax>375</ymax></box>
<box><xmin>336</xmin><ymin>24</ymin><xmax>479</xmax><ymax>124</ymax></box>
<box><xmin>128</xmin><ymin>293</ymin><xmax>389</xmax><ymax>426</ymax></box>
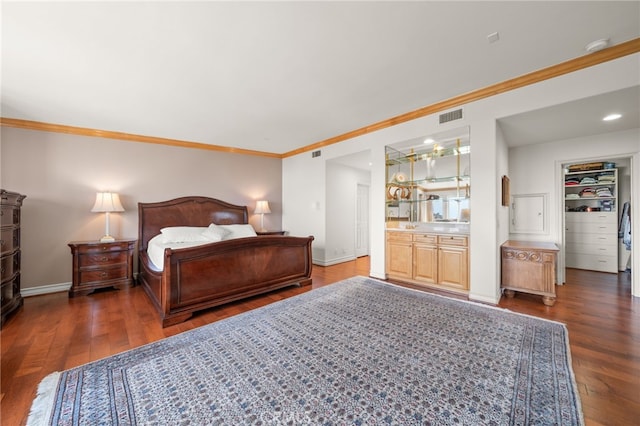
<box><xmin>564</xmin><ymin>162</ymin><xmax>620</xmax><ymax>273</ymax></box>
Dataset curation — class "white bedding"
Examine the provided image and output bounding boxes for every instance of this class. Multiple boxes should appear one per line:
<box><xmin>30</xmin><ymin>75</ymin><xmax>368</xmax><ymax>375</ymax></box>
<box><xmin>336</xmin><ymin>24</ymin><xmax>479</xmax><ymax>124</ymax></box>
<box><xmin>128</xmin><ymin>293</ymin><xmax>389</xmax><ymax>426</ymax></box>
<box><xmin>146</xmin><ymin>235</ymin><xmax>211</xmax><ymax>271</ymax></box>
<box><xmin>147</xmin><ymin>224</ymin><xmax>258</xmax><ymax>270</ymax></box>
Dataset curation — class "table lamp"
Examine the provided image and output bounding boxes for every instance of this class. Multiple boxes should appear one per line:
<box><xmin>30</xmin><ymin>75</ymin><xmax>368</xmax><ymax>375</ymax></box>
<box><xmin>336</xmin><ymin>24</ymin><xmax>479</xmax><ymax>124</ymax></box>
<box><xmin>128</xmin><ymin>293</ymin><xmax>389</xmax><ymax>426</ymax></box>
<box><xmin>91</xmin><ymin>192</ymin><xmax>124</xmax><ymax>242</ymax></box>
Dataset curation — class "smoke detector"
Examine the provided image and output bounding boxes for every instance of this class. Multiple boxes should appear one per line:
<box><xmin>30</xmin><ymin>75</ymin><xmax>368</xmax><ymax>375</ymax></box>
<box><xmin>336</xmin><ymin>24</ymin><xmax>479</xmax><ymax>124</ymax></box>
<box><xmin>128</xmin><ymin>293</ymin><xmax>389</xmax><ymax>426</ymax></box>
<box><xmin>585</xmin><ymin>38</ymin><xmax>609</xmax><ymax>53</ymax></box>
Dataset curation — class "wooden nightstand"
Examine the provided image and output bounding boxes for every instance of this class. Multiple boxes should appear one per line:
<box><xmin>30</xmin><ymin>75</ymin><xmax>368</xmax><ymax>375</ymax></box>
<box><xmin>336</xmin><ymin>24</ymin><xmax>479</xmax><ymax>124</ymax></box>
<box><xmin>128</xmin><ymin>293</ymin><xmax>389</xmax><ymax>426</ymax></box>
<box><xmin>256</xmin><ymin>230</ymin><xmax>286</xmax><ymax>236</ymax></box>
<box><xmin>68</xmin><ymin>239</ymin><xmax>136</xmax><ymax>297</ymax></box>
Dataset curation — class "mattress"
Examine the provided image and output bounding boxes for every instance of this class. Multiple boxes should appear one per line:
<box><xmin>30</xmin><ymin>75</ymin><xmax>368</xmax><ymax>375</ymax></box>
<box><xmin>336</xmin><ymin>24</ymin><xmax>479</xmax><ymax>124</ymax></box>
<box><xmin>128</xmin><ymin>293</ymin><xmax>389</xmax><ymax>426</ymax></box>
<box><xmin>146</xmin><ymin>234</ymin><xmax>211</xmax><ymax>271</ymax></box>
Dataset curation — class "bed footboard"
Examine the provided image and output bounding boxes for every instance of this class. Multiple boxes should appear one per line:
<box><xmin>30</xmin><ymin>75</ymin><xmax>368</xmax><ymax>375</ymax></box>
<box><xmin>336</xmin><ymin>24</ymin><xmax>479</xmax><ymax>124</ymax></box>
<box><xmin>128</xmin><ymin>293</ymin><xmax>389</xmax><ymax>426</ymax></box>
<box><xmin>139</xmin><ymin>235</ymin><xmax>313</xmax><ymax>327</ymax></box>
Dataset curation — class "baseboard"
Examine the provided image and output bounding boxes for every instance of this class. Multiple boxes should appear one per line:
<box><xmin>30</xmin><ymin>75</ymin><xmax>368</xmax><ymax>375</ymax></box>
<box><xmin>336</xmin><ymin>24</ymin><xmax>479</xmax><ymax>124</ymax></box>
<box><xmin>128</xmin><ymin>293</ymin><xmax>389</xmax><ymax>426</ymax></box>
<box><xmin>468</xmin><ymin>292</ymin><xmax>500</xmax><ymax>305</ymax></box>
<box><xmin>369</xmin><ymin>269</ymin><xmax>386</xmax><ymax>280</ymax></box>
<box><xmin>313</xmin><ymin>255</ymin><xmax>357</xmax><ymax>267</ymax></box>
<box><xmin>22</xmin><ymin>282</ymin><xmax>72</xmax><ymax>297</ymax></box>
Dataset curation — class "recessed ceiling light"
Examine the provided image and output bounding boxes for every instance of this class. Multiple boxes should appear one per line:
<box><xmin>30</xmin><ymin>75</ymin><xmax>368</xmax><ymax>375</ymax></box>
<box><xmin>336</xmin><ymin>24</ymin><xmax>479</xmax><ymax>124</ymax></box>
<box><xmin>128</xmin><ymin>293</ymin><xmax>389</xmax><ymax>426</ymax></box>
<box><xmin>585</xmin><ymin>38</ymin><xmax>609</xmax><ymax>53</ymax></box>
<box><xmin>603</xmin><ymin>113</ymin><xmax>622</xmax><ymax>121</ymax></box>
<box><xmin>423</xmin><ymin>138</ymin><xmax>435</xmax><ymax>144</ymax></box>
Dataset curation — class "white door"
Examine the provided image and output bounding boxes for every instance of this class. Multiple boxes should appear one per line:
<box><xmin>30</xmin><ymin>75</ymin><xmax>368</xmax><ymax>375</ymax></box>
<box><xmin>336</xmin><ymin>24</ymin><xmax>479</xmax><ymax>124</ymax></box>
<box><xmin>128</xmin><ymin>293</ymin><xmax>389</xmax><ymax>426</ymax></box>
<box><xmin>355</xmin><ymin>184</ymin><xmax>370</xmax><ymax>257</ymax></box>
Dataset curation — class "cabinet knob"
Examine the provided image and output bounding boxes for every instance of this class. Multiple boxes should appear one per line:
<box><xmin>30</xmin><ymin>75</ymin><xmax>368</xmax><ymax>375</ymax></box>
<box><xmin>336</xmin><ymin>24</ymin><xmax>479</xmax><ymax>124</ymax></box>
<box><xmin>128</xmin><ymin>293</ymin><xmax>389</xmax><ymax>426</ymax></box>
<box><xmin>100</xmin><ymin>272</ymin><xmax>108</xmax><ymax>277</ymax></box>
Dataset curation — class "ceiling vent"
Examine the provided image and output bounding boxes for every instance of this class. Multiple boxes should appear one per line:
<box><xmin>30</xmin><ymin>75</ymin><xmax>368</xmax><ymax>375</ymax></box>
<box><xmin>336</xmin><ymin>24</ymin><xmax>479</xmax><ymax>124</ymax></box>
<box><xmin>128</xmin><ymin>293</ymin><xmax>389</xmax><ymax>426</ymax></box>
<box><xmin>439</xmin><ymin>108</ymin><xmax>463</xmax><ymax>124</ymax></box>
<box><xmin>311</xmin><ymin>150</ymin><xmax>321</xmax><ymax>158</ymax></box>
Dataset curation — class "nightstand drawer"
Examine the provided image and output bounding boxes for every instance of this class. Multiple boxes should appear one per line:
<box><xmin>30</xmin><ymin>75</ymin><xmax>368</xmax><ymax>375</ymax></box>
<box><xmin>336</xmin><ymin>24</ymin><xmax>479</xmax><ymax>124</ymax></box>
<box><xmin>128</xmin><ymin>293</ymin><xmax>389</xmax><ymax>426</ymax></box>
<box><xmin>76</xmin><ymin>242</ymin><xmax>131</xmax><ymax>254</ymax></box>
<box><xmin>79</xmin><ymin>251</ymin><xmax>127</xmax><ymax>268</ymax></box>
<box><xmin>79</xmin><ymin>266</ymin><xmax>128</xmax><ymax>285</ymax></box>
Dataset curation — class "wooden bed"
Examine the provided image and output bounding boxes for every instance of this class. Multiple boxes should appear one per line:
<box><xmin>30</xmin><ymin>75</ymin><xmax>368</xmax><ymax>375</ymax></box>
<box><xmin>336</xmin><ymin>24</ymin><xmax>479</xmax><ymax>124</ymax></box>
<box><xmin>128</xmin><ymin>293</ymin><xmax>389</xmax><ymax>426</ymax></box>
<box><xmin>137</xmin><ymin>196</ymin><xmax>313</xmax><ymax>327</ymax></box>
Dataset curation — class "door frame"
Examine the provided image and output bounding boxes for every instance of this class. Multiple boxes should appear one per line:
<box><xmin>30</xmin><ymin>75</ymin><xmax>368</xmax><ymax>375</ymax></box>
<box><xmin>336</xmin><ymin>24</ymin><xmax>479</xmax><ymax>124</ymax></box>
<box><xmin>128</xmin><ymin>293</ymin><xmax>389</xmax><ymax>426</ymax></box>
<box><xmin>556</xmin><ymin>152</ymin><xmax>638</xmax><ymax>297</ymax></box>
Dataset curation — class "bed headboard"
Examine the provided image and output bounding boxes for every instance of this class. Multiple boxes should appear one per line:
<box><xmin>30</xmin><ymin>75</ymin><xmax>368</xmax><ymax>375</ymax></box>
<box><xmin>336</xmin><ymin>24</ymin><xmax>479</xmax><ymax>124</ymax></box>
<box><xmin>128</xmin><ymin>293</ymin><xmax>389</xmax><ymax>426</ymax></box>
<box><xmin>138</xmin><ymin>196</ymin><xmax>248</xmax><ymax>250</ymax></box>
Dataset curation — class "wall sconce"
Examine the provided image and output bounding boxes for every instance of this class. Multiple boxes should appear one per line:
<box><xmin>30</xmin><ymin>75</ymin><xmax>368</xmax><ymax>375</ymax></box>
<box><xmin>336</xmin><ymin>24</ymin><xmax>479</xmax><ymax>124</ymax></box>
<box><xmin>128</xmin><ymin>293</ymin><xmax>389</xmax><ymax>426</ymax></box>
<box><xmin>254</xmin><ymin>200</ymin><xmax>271</xmax><ymax>232</ymax></box>
<box><xmin>91</xmin><ymin>192</ymin><xmax>124</xmax><ymax>242</ymax></box>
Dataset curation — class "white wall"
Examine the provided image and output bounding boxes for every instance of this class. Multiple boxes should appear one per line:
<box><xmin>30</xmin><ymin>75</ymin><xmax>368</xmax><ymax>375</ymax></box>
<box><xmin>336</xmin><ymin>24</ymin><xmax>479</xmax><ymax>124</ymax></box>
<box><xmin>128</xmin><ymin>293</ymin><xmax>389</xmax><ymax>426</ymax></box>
<box><xmin>283</xmin><ymin>53</ymin><xmax>640</xmax><ymax>303</ymax></box>
<box><xmin>508</xmin><ymin>129</ymin><xmax>639</xmax><ymax>286</ymax></box>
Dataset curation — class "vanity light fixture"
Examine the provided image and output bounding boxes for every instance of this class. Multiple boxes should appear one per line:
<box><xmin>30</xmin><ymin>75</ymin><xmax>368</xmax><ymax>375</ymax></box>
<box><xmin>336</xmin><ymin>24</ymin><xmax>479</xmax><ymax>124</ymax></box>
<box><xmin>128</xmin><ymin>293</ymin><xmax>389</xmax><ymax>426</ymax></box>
<box><xmin>603</xmin><ymin>113</ymin><xmax>622</xmax><ymax>121</ymax></box>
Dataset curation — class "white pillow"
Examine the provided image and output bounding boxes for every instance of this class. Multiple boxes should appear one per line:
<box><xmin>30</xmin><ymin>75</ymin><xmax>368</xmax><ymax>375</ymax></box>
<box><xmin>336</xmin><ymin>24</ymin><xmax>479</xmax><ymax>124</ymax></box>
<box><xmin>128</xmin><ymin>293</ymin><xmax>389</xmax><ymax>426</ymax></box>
<box><xmin>160</xmin><ymin>226</ymin><xmax>209</xmax><ymax>243</ymax></box>
<box><xmin>201</xmin><ymin>223</ymin><xmax>231</xmax><ymax>242</ymax></box>
<box><xmin>218</xmin><ymin>224</ymin><xmax>257</xmax><ymax>240</ymax></box>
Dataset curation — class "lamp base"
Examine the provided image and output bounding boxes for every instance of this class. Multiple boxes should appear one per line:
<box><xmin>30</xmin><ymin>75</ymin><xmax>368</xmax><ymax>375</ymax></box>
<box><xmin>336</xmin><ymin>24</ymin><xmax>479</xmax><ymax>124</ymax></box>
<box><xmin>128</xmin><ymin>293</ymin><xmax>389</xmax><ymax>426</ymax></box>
<box><xmin>99</xmin><ymin>235</ymin><xmax>116</xmax><ymax>243</ymax></box>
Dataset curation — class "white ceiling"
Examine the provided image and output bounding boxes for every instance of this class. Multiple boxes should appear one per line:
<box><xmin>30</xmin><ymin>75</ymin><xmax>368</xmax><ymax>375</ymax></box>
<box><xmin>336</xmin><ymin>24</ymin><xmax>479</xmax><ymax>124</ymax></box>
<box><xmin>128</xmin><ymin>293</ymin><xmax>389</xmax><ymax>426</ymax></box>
<box><xmin>2</xmin><ymin>1</ymin><xmax>639</xmax><ymax>155</ymax></box>
<box><xmin>499</xmin><ymin>85</ymin><xmax>640</xmax><ymax>147</ymax></box>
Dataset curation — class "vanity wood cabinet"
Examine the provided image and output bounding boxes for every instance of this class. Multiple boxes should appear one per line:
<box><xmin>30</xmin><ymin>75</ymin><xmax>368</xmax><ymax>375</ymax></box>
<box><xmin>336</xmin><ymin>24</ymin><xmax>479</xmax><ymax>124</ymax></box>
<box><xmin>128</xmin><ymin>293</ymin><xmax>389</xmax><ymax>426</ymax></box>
<box><xmin>386</xmin><ymin>232</ymin><xmax>413</xmax><ymax>280</ymax></box>
<box><xmin>386</xmin><ymin>231</ymin><xmax>469</xmax><ymax>293</ymax></box>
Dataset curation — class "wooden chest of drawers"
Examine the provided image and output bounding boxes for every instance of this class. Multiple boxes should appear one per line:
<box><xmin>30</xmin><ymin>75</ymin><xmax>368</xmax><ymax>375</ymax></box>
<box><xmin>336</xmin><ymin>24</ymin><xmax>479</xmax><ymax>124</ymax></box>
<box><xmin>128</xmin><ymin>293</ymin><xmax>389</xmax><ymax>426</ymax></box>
<box><xmin>1</xmin><ymin>190</ymin><xmax>26</xmax><ymax>327</ymax></box>
<box><xmin>68</xmin><ymin>239</ymin><xmax>136</xmax><ymax>297</ymax></box>
<box><xmin>501</xmin><ymin>240</ymin><xmax>559</xmax><ymax>306</ymax></box>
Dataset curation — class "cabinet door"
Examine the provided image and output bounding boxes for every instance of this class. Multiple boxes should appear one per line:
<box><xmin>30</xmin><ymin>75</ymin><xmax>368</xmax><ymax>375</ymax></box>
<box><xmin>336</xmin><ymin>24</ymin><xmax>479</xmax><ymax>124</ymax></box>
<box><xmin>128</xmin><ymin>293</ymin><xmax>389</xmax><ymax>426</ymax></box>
<box><xmin>413</xmin><ymin>244</ymin><xmax>437</xmax><ymax>284</ymax></box>
<box><xmin>438</xmin><ymin>246</ymin><xmax>468</xmax><ymax>290</ymax></box>
<box><xmin>386</xmin><ymin>241</ymin><xmax>413</xmax><ymax>279</ymax></box>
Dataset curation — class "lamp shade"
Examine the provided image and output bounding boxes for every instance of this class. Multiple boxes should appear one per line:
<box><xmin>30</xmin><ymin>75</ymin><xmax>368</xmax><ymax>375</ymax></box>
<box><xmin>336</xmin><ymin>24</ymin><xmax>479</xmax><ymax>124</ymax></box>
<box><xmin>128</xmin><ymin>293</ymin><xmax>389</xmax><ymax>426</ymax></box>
<box><xmin>91</xmin><ymin>192</ymin><xmax>124</xmax><ymax>213</ymax></box>
<box><xmin>254</xmin><ymin>200</ymin><xmax>271</xmax><ymax>215</ymax></box>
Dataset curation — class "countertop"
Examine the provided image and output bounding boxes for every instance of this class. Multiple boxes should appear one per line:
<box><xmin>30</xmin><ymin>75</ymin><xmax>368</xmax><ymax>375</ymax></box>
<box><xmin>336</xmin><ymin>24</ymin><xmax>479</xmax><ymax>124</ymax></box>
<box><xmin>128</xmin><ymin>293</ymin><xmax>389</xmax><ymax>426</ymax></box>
<box><xmin>386</xmin><ymin>223</ymin><xmax>470</xmax><ymax>235</ymax></box>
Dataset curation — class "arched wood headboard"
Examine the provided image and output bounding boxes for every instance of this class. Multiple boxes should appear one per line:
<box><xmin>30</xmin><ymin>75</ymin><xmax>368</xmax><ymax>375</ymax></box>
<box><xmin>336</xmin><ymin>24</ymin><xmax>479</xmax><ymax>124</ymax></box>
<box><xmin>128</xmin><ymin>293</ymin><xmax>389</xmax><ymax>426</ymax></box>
<box><xmin>137</xmin><ymin>196</ymin><xmax>248</xmax><ymax>250</ymax></box>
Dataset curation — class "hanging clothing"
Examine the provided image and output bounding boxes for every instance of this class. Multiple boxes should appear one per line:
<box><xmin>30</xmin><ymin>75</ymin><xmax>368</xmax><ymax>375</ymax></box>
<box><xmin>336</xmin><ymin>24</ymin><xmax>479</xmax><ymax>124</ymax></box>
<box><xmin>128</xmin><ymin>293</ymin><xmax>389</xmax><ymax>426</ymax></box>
<box><xmin>619</xmin><ymin>202</ymin><xmax>631</xmax><ymax>251</ymax></box>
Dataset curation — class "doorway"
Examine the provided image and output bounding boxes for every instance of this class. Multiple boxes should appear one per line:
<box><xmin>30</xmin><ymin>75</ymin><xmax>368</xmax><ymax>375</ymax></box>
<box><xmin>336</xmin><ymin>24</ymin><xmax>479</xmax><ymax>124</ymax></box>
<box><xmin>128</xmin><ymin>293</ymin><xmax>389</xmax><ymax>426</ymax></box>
<box><xmin>559</xmin><ymin>155</ymin><xmax>634</xmax><ymax>288</ymax></box>
<box><xmin>355</xmin><ymin>183</ymin><xmax>370</xmax><ymax>257</ymax></box>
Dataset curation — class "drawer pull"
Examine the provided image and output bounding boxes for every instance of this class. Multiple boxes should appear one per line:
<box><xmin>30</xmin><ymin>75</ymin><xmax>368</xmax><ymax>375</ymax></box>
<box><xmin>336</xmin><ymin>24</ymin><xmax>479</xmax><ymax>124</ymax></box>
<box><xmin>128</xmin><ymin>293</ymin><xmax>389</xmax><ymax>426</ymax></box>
<box><xmin>101</xmin><ymin>257</ymin><xmax>108</xmax><ymax>262</ymax></box>
<box><xmin>100</xmin><ymin>272</ymin><xmax>108</xmax><ymax>277</ymax></box>
<box><xmin>102</xmin><ymin>246</ymin><xmax>109</xmax><ymax>251</ymax></box>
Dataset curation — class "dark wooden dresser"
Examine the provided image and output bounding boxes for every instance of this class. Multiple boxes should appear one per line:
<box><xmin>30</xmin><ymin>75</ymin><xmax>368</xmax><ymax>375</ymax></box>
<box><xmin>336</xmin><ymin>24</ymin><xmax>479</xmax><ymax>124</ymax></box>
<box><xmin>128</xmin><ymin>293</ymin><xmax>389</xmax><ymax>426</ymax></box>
<box><xmin>1</xmin><ymin>190</ymin><xmax>26</xmax><ymax>327</ymax></box>
<box><xmin>68</xmin><ymin>239</ymin><xmax>136</xmax><ymax>297</ymax></box>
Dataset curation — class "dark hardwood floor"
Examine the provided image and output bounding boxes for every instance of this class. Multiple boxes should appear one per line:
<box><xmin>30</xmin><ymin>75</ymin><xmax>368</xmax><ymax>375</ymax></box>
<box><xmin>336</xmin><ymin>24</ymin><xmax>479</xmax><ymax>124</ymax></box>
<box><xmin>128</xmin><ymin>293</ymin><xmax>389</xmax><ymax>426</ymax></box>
<box><xmin>1</xmin><ymin>258</ymin><xmax>638</xmax><ymax>425</ymax></box>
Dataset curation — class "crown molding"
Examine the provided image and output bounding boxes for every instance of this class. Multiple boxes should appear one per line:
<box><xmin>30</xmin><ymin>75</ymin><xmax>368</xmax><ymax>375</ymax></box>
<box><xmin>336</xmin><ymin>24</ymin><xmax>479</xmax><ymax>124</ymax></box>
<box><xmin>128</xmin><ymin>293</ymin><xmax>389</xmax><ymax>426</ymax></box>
<box><xmin>2</xmin><ymin>38</ymin><xmax>638</xmax><ymax>159</ymax></box>
<box><xmin>282</xmin><ymin>37</ymin><xmax>640</xmax><ymax>158</ymax></box>
<box><xmin>0</xmin><ymin>118</ymin><xmax>283</xmax><ymax>159</ymax></box>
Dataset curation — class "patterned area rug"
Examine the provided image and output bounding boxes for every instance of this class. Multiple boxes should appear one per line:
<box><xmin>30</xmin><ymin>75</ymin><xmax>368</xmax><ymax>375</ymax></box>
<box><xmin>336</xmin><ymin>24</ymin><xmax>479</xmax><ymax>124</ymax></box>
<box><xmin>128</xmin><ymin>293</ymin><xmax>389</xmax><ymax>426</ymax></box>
<box><xmin>28</xmin><ymin>276</ymin><xmax>583</xmax><ymax>425</ymax></box>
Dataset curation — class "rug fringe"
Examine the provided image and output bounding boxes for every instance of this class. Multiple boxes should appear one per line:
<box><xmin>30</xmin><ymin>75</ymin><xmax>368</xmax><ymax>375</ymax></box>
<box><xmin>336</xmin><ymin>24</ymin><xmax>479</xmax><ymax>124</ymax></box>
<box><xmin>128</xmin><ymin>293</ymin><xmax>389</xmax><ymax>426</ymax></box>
<box><xmin>26</xmin><ymin>371</ymin><xmax>61</xmax><ymax>426</ymax></box>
